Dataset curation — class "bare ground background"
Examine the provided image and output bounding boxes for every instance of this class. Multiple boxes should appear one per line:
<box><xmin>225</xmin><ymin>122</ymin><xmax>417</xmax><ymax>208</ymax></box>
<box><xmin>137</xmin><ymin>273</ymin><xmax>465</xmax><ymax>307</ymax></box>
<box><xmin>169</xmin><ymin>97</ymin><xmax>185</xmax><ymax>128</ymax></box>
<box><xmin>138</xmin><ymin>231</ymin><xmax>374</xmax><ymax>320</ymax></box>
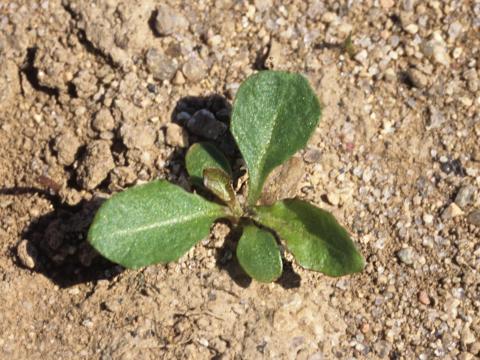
<box><xmin>0</xmin><ymin>0</ymin><xmax>479</xmax><ymax>359</ymax></box>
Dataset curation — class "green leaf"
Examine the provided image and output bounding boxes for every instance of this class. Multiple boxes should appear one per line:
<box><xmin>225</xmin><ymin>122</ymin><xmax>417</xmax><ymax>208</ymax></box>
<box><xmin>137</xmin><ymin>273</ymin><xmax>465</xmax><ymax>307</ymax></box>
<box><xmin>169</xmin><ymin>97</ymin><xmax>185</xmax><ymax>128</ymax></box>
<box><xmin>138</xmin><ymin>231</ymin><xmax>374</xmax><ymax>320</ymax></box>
<box><xmin>203</xmin><ymin>168</ymin><xmax>243</xmax><ymax>216</ymax></box>
<box><xmin>88</xmin><ymin>180</ymin><xmax>227</xmax><ymax>269</ymax></box>
<box><xmin>231</xmin><ymin>71</ymin><xmax>321</xmax><ymax>205</ymax></box>
<box><xmin>185</xmin><ymin>142</ymin><xmax>232</xmax><ymax>187</ymax></box>
<box><xmin>203</xmin><ymin>168</ymin><xmax>235</xmax><ymax>204</ymax></box>
<box><xmin>253</xmin><ymin>199</ymin><xmax>364</xmax><ymax>277</ymax></box>
<box><xmin>236</xmin><ymin>224</ymin><xmax>283</xmax><ymax>283</ymax></box>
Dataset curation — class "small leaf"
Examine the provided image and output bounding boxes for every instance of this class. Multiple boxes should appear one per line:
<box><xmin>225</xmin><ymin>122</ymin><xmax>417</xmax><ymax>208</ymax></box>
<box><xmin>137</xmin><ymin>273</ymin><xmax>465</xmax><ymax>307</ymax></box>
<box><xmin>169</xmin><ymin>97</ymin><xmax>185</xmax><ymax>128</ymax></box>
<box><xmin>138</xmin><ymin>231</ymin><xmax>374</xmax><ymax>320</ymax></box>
<box><xmin>185</xmin><ymin>142</ymin><xmax>232</xmax><ymax>187</ymax></box>
<box><xmin>253</xmin><ymin>199</ymin><xmax>364</xmax><ymax>277</ymax></box>
<box><xmin>343</xmin><ymin>33</ymin><xmax>356</xmax><ymax>58</ymax></box>
<box><xmin>203</xmin><ymin>168</ymin><xmax>242</xmax><ymax>216</ymax></box>
<box><xmin>88</xmin><ymin>180</ymin><xmax>227</xmax><ymax>269</ymax></box>
<box><xmin>236</xmin><ymin>224</ymin><xmax>283</xmax><ymax>282</ymax></box>
<box><xmin>231</xmin><ymin>71</ymin><xmax>321</xmax><ymax>205</ymax></box>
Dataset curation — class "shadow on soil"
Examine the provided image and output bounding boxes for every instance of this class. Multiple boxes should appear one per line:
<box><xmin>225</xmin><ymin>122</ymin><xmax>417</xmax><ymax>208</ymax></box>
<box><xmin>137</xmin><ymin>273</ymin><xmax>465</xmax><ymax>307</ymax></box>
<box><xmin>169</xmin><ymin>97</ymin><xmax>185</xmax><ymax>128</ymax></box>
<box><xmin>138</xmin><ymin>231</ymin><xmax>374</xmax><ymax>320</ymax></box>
<box><xmin>12</xmin><ymin>94</ymin><xmax>300</xmax><ymax>289</ymax></box>
<box><xmin>4</xmin><ymin>186</ymin><xmax>121</xmax><ymax>288</ymax></box>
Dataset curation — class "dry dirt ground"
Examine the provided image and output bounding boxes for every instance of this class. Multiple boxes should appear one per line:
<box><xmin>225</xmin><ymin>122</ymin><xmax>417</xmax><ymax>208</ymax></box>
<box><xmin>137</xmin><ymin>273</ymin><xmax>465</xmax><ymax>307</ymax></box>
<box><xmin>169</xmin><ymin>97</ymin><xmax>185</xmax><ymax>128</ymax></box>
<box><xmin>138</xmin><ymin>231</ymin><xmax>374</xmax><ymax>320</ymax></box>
<box><xmin>1</xmin><ymin>0</ymin><xmax>480</xmax><ymax>359</ymax></box>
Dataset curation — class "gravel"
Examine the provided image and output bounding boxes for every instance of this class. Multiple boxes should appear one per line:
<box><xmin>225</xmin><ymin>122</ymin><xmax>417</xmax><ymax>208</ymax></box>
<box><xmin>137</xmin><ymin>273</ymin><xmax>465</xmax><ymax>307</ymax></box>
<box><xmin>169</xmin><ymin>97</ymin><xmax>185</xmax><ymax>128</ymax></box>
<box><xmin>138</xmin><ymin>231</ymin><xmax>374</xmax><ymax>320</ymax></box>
<box><xmin>407</xmin><ymin>68</ymin><xmax>429</xmax><ymax>89</ymax></box>
<box><xmin>441</xmin><ymin>203</ymin><xmax>464</xmax><ymax>220</ymax></box>
<box><xmin>2</xmin><ymin>0</ymin><xmax>480</xmax><ymax>358</ymax></box>
<box><xmin>154</xmin><ymin>4</ymin><xmax>189</xmax><ymax>36</ymax></box>
<box><xmin>421</xmin><ymin>33</ymin><xmax>450</xmax><ymax>67</ymax></box>
<box><xmin>303</xmin><ymin>148</ymin><xmax>322</xmax><ymax>163</ymax></box>
<box><xmin>467</xmin><ymin>210</ymin><xmax>480</xmax><ymax>227</ymax></box>
<box><xmin>397</xmin><ymin>247</ymin><xmax>416</xmax><ymax>265</ymax></box>
<box><xmin>165</xmin><ymin>123</ymin><xmax>188</xmax><ymax>148</ymax></box>
<box><xmin>418</xmin><ymin>291</ymin><xmax>430</xmax><ymax>305</ymax></box>
<box><xmin>454</xmin><ymin>185</ymin><xmax>475</xmax><ymax>209</ymax></box>
<box><xmin>145</xmin><ymin>48</ymin><xmax>178</xmax><ymax>81</ymax></box>
<box><xmin>182</xmin><ymin>57</ymin><xmax>207</xmax><ymax>82</ymax></box>
<box><xmin>422</xmin><ymin>213</ymin><xmax>434</xmax><ymax>225</ymax></box>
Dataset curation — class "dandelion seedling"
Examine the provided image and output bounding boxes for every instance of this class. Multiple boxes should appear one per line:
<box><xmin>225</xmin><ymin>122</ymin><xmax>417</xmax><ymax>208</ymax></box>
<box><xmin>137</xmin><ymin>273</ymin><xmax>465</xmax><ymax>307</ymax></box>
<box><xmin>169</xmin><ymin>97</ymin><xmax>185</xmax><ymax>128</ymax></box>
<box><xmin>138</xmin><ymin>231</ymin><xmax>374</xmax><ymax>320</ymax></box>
<box><xmin>88</xmin><ymin>71</ymin><xmax>365</xmax><ymax>282</ymax></box>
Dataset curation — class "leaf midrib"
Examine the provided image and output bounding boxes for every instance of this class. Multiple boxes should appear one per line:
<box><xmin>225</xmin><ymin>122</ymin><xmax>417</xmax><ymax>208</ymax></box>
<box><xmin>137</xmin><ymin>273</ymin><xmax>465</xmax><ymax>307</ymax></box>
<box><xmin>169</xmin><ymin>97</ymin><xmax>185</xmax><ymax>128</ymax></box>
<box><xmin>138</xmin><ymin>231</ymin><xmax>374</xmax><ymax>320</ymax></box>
<box><xmin>249</xmin><ymin>79</ymin><xmax>289</xmax><ymax>202</ymax></box>
<box><xmin>101</xmin><ymin>208</ymin><xmax>222</xmax><ymax>239</ymax></box>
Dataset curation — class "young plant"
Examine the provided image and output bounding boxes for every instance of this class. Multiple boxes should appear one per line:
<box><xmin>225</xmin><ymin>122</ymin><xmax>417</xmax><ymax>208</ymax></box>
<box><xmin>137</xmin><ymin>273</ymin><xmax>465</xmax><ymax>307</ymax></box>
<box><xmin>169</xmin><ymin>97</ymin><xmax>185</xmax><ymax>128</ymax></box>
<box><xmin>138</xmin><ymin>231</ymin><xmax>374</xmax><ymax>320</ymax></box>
<box><xmin>88</xmin><ymin>71</ymin><xmax>365</xmax><ymax>282</ymax></box>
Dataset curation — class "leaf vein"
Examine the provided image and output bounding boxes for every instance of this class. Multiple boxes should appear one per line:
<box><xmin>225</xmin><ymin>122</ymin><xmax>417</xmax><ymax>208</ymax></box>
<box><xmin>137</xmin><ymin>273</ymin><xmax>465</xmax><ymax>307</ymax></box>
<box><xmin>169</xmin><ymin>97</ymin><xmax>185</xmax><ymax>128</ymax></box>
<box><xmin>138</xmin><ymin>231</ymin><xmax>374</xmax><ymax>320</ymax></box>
<box><xmin>106</xmin><ymin>210</ymin><xmax>219</xmax><ymax>239</ymax></box>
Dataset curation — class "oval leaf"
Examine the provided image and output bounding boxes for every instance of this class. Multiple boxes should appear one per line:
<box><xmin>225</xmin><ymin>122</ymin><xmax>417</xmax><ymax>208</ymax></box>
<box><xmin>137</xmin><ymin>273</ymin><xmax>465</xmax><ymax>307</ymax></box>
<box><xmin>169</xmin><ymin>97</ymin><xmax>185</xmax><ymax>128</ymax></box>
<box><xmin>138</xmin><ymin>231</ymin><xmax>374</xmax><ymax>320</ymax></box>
<box><xmin>236</xmin><ymin>224</ymin><xmax>283</xmax><ymax>283</ymax></box>
<box><xmin>231</xmin><ymin>71</ymin><xmax>321</xmax><ymax>205</ymax></box>
<box><xmin>253</xmin><ymin>199</ymin><xmax>364</xmax><ymax>277</ymax></box>
<box><xmin>185</xmin><ymin>142</ymin><xmax>232</xmax><ymax>187</ymax></box>
<box><xmin>203</xmin><ymin>168</ymin><xmax>235</xmax><ymax>204</ymax></box>
<box><xmin>88</xmin><ymin>180</ymin><xmax>227</xmax><ymax>269</ymax></box>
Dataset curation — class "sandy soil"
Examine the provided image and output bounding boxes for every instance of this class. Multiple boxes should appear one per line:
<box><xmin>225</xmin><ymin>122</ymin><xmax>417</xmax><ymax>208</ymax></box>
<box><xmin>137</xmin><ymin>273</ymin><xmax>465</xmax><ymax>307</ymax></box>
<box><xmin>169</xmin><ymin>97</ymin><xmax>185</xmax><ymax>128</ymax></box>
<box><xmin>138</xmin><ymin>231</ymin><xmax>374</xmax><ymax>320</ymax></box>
<box><xmin>0</xmin><ymin>0</ymin><xmax>479</xmax><ymax>359</ymax></box>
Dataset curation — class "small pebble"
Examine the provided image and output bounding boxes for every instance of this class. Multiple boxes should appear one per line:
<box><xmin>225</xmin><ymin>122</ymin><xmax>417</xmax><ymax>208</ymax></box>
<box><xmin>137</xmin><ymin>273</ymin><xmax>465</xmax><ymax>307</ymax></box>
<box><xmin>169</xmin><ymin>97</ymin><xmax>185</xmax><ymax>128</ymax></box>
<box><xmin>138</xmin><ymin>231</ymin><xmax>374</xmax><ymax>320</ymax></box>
<box><xmin>182</xmin><ymin>57</ymin><xmax>207</xmax><ymax>83</ymax></box>
<box><xmin>360</xmin><ymin>323</ymin><xmax>370</xmax><ymax>334</ymax></box>
<box><xmin>165</xmin><ymin>123</ymin><xmax>188</xmax><ymax>147</ymax></box>
<box><xmin>103</xmin><ymin>299</ymin><xmax>121</xmax><ymax>313</ymax></box>
<box><xmin>354</xmin><ymin>49</ymin><xmax>368</xmax><ymax>65</ymax></box>
<box><xmin>145</xmin><ymin>48</ymin><xmax>178</xmax><ymax>81</ymax></box>
<box><xmin>82</xmin><ymin>319</ymin><xmax>94</xmax><ymax>328</ymax></box>
<box><xmin>198</xmin><ymin>338</ymin><xmax>209</xmax><ymax>347</ymax></box>
<box><xmin>467</xmin><ymin>209</ymin><xmax>480</xmax><ymax>226</ymax></box>
<box><xmin>326</xmin><ymin>192</ymin><xmax>340</xmax><ymax>206</ymax></box>
<box><xmin>407</xmin><ymin>68</ymin><xmax>428</xmax><ymax>89</ymax></box>
<box><xmin>404</xmin><ymin>23</ymin><xmax>419</xmax><ymax>34</ymax></box>
<box><xmin>461</xmin><ymin>327</ymin><xmax>476</xmax><ymax>346</ymax></box>
<box><xmin>428</xmin><ymin>106</ymin><xmax>445</xmax><ymax>129</ymax></box>
<box><xmin>418</xmin><ymin>290</ymin><xmax>430</xmax><ymax>305</ymax></box>
<box><xmin>154</xmin><ymin>4</ymin><xmax>189</xmax><ymax>35</ymax></box>
<box><xmin>362</xmin><ymin>168</ymin><xmax>373</xmax><ymax>183</ymax></box>
<box><xmin>172</xmin><ymin>70</ymin><xmax>186</xmax><ymax>85</ymax></box>
<box><xmin>335</xmin><ymin>278</ymin><xmax>350</xmax><ymax>290</ymax></box>
<box><xmin>441</xmin><ymin>203</ymin><xmax>464</xmax><ymax>220</ymax></box>
<box><xmin>423</xmin><ymin>213</ymin><xmax>434</xmax><ymax>225</ymax></box>
<box><xmin>17</xmin><ymin>240</ymin><xmax>38</xmax><ymax>269</ymax></box>
<box><xmin>421</xmin><ymin>34</ymin><xmax>450</xmax><ymax>67</ymax></box>
<box><xmin>455</xmin><ymin>185</ymin><xmax>475</xmax><ymax>208</ymax></box>
<box><xmin>304</xmin><ymin>148</ymin><xmax>322</xmax><ymax>163</ymax></box>
<box><xmin>380</xmin><ymin>0</ymin><xmax>394</xmax><ymax>9</ymax></box>
<box><xmin>448</xmin><ymin>21</ymin><xmax>463</xmax><ymax>42</ymax></box>
<box><xmin>451</xmin><ymin>287</ymin><xmax>465</xmax><ymax>299</ymax></box>
<box><xmin>397</xmin><ymin>247</ymin><xmax>415</xmax><ymax>265</ymax></box>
